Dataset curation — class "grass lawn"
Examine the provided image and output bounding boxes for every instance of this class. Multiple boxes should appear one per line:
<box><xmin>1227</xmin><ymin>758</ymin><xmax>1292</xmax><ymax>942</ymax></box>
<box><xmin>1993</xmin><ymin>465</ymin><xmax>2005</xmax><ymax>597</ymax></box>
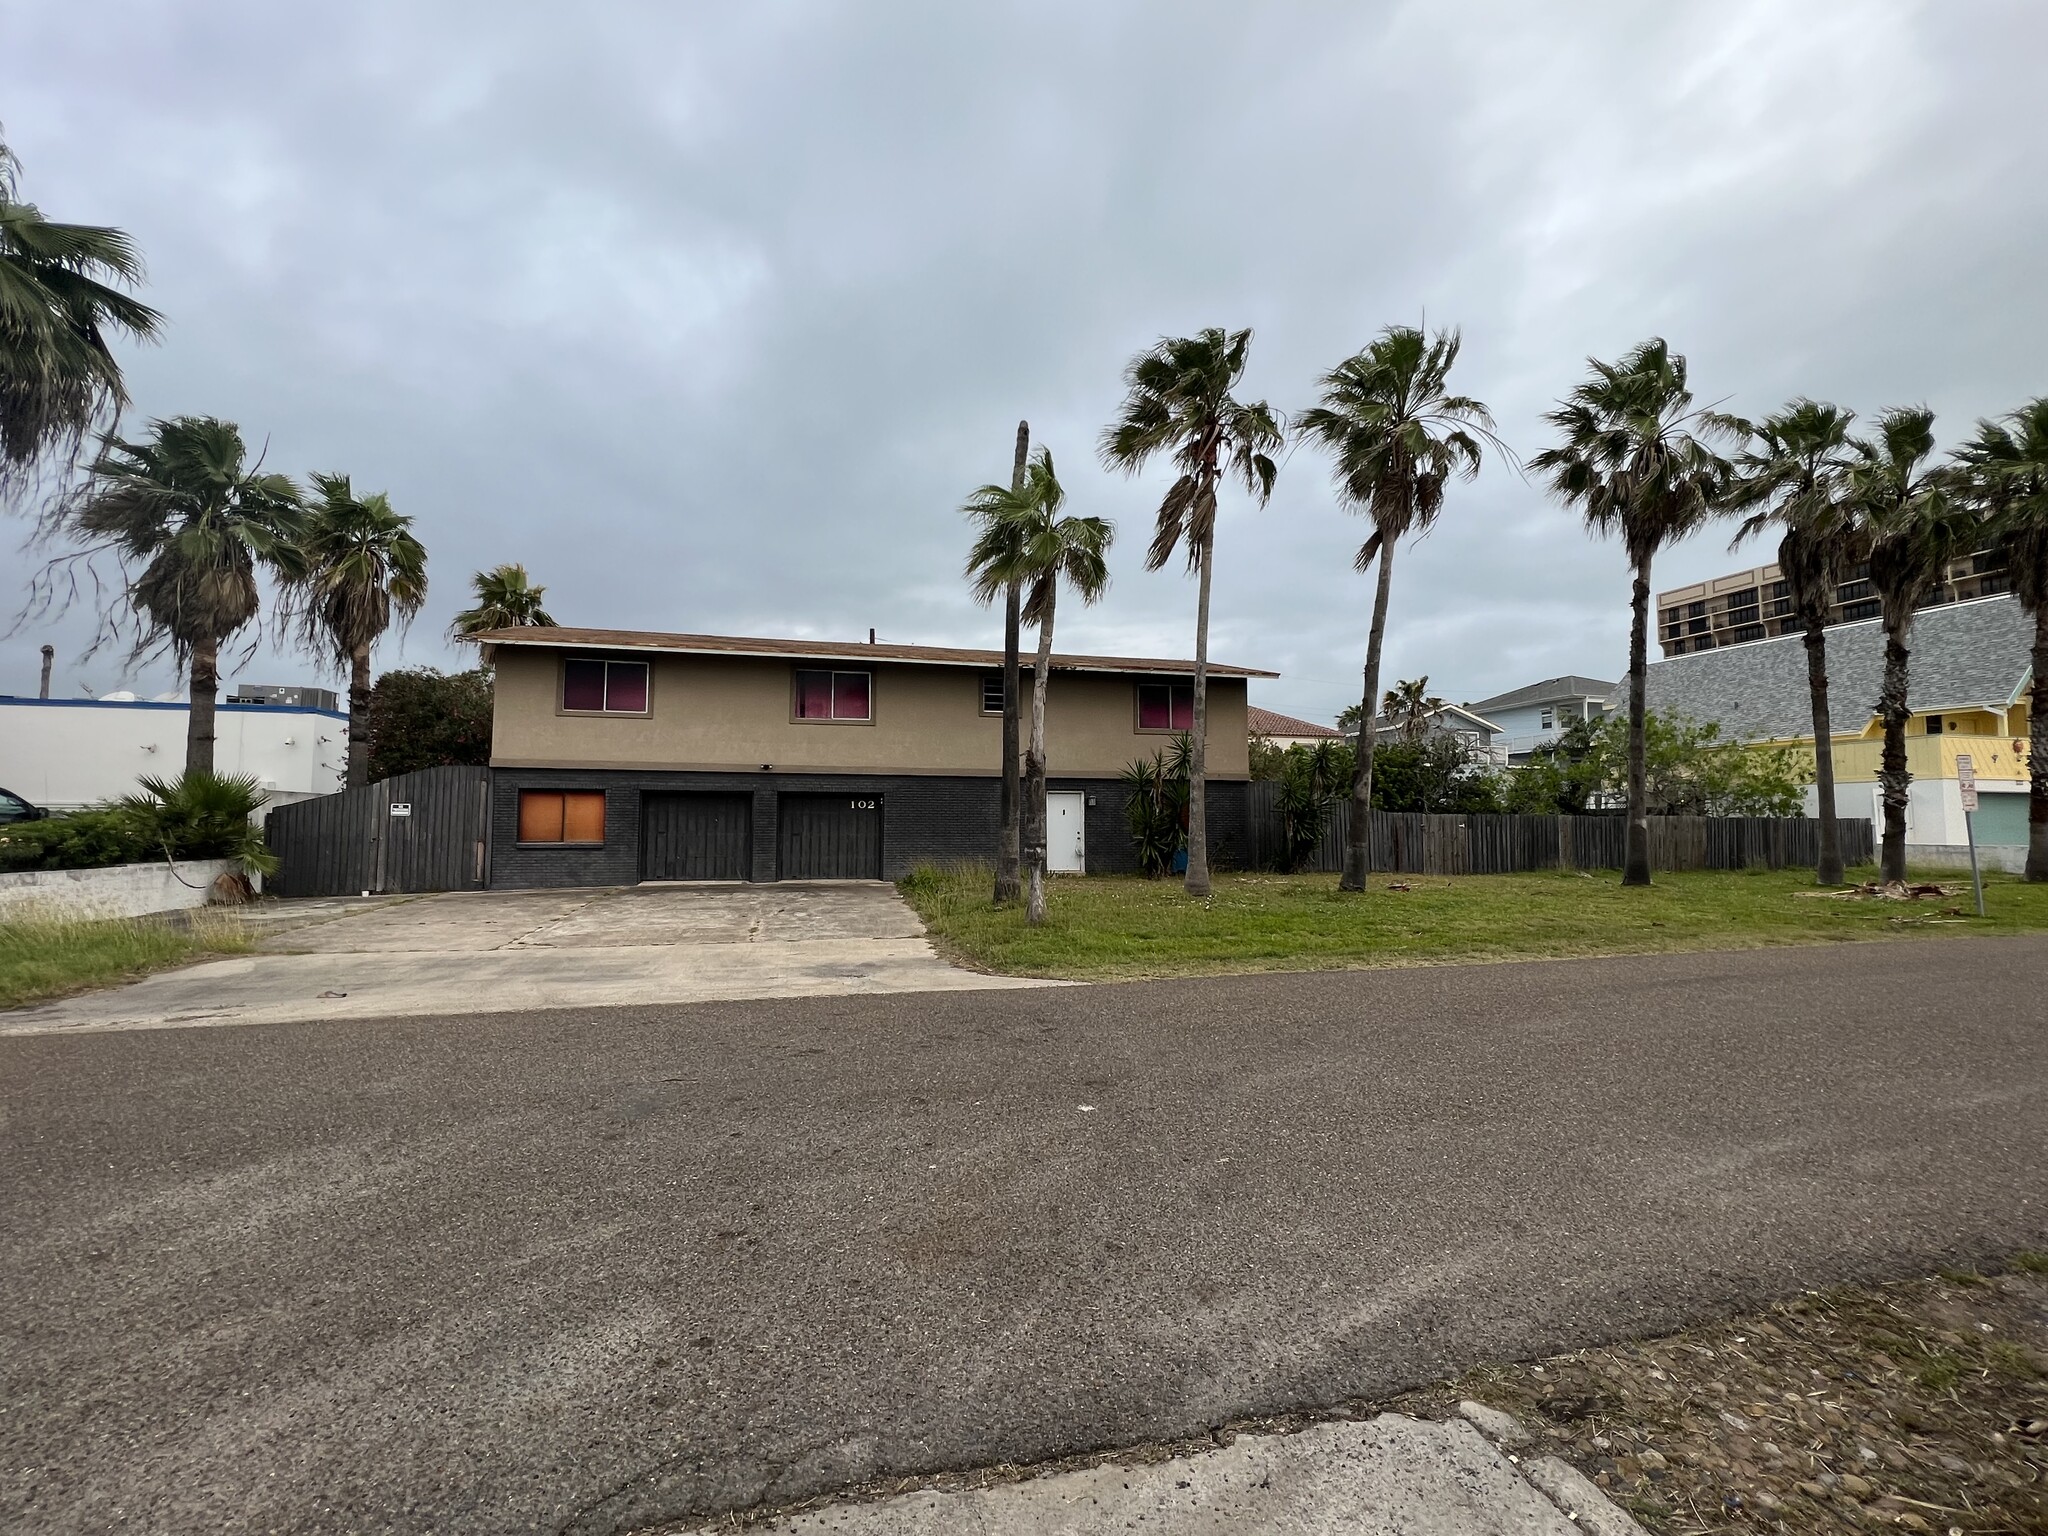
<box><xmin>0</xmin><ymin>910</ymin><xmax>253</xmax><ymax>1010</ymax></box>
<box><xmin>900</xmin><ymin>862</ymin><xmax>2048</xmax><ymax>981</ymax></box>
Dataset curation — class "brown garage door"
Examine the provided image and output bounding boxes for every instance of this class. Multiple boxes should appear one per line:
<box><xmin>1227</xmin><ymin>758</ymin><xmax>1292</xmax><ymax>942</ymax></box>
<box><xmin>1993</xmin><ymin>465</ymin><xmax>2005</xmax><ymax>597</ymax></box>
<box><xmin>777</xmin><ymin>793</ymin><xmax>883</xmax><ymax>879</ymax></box>
<box><xmin>641</xmin><ymin>793</ymin><xmax>752</xmax><ymax>881</ymax></box>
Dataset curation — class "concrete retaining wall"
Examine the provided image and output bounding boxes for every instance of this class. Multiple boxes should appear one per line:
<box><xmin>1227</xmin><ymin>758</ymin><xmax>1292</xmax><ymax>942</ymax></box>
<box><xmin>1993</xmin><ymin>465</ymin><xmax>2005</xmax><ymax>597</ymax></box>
<box><xmin>1906</xmin><ymin>843</ymin><xmax>2030</xmax><ymax>876</ymax></box>
<box><xmin>0</xmin><ymin>859</ymin><xmax>237</xmax><ymax>921</ymax></box>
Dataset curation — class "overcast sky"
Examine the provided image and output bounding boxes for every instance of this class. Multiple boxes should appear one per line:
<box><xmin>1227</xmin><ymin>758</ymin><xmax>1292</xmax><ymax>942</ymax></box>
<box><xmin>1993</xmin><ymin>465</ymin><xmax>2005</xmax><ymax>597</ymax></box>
<box><xmin>5</xmin><ymin>1</ymin><xmax>2044</xmax><ymax>724</ymax></box>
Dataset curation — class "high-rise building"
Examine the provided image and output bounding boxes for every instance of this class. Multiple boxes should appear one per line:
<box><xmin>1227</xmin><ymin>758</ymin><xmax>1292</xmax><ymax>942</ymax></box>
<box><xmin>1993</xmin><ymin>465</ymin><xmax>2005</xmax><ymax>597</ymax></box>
<box><xmin>1656</xmin><ymin>550</ymin><xmax>2009</xmax><ymax>657</ymax></box>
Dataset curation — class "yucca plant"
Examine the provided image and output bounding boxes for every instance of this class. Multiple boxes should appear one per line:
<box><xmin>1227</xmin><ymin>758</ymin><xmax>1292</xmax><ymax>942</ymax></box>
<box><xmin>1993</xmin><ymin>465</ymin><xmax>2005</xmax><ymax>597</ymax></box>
<box><xmin>1121</xmin><ymin>743</ymin><xmax>1190</xmax><ymax>878</ymax></box>
<box><xmin>1275</xmin><ymin>740</ymin><xmax>1349</xmax><ymax>872</ymax></box>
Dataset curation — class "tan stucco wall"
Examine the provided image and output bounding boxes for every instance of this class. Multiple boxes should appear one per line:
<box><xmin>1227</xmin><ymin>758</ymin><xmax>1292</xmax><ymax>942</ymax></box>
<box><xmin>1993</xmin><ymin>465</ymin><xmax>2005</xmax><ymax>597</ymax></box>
<box><xmin>490</xmin><ymin>649</ymin><xmax>1252</xmax><ymax>779</ymax></box>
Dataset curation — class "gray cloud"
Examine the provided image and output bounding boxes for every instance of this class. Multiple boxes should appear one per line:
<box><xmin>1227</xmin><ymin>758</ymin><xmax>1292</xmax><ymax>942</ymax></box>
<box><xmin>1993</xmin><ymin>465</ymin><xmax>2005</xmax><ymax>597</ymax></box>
<box><xmin>5</xmin><ymin>0</ymin><xmax>2044</xmax><ymax>725</ymax></box>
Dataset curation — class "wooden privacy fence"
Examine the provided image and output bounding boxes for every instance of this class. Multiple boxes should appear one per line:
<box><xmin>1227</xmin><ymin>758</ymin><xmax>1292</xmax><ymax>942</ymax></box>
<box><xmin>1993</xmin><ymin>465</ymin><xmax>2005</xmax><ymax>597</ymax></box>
<box><xmin>265</xmin><ymin>765</ymin><xmax>491</xmax><ymax>897</ymax></box>
<box><xmin>1241</xmin><ymin>783</ymin><xmax>1873</xmax><ymax>875</ymax></box>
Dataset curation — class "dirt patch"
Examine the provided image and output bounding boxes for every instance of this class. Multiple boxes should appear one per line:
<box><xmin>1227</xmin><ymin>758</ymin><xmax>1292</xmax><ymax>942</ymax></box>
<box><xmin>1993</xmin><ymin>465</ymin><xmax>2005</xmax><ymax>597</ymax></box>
<box><xmin>1395</xmin><ymin>1258</ymin><xmax>2048</xmax><ymax>1534</ymax></box>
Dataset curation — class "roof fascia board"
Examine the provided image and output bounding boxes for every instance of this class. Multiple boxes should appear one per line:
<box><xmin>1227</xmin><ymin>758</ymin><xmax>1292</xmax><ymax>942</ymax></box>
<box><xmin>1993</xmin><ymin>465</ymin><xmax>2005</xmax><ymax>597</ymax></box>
<box><xmin>475</xmin><ymin>634</ymin><xmax>1274</xmax><ymax>678</ymax></box>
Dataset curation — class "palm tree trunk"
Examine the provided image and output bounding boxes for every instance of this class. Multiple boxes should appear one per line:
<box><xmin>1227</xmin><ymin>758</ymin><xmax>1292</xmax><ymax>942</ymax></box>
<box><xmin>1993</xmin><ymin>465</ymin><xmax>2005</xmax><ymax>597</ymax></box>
<box><xmin>2027</xmin><ymin>604</ymin><xmax>2047</xmax><ymax>882</ymax></box>
<box><xmin>347</xmin><ymin>644</ymin><xmax>374</xmax><ymax>788</ymax></box>
<box><xmin>1803</xmin><ymin>615</ymin><xmax>1844</xmax><ymax>884</ymax></box>
<box><xmin>1623</xmin><ymin>555</ymin><xmax>1653</xmax><ymax>887</ymax></box>
<box><xmin>186</xmin><ymin>637</ymin><xmax>220</xmax><ymax>778</ymax></box>
<box><xmin>1024</xmin><ymin>588</ymin><xmax>1056</xmax><ymax>925</ymax></box>
<box><xmin>1876</xmin><ymin>620</ymin><xmax>1913</xmax><ymax>884</ymax></box>
<box><xmin>1341</xmin><ymin>534</ymin><xmax>1397</xmax><ymax>892</ymax></box>
<box><xmin>1184</xmin><ymin>531</ymin><xmax>1213</xmax><ymax>898</ymax></box>
<box><xmin>995</xmin><ymin>420</ymin><xmax>1029</xmax><ymax>904</ymax></box>
<box><xmin>996</xmin><ymin>576</ymin><xmax>1023</xmax><ymax>903</ymax></box>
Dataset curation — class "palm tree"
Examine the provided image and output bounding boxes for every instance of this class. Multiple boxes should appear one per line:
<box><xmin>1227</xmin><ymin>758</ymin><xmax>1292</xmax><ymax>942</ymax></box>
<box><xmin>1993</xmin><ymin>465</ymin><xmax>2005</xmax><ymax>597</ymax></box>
<box><xmin>964</xmin><ymin>421</ymin><xmax>1032</xmax><ymax>905</ymax></box>
<box><xmin>1100</xmin><ymin>327</ymin><xmax>1281</xmax><ymax>897</ymax></box>
<box><xmin>1849</xmin><ymin>406</ymin><xmax>1980</xmax><ymax>884</ymax></box>
<box><xmin>1382</xmin><ymin>676</ymin><xmax>1447</xmax><ymax>743</ymax></box>
<box><xmin>1532</xmin><ymin>339</ymin><xmax>1735</xmax><ymax>886</ymax></box>
<box><xmin>51</xmin><ymin>416</ymin><xmax>302</xmax><ymax>775</ymax></box>
<box><xmin>449</xmin><ymin>562</ymin><xmax>556</xmax><ymax>638</ymax></box>
<box><xmin>291</xmin><ymin>473</ymin><xmax>428</xmax><ymax>787</ymax></box>
<box><xmin>1297</xmin><ymin>327</ymin><xmax>1498</xmax><ymax>890</ymax></box>
<box><xmin>0</xmin><ymin>133</ymin><xmax>163</xmax><ymax>506</ymax></box>
<box><xmin>1954</xmin><ymin>397</ymin><xmax>2048</xmax><ymax>881</ymax></box>
<box><xmin>965</xmin><ymin>448</ymin><xmax>1112</xmax><ymax>924</ymax></box>
<box><xmin>1726</xmin><ymin>399</ymin><xmax>1861</xmax><ymax>884</ymax></box>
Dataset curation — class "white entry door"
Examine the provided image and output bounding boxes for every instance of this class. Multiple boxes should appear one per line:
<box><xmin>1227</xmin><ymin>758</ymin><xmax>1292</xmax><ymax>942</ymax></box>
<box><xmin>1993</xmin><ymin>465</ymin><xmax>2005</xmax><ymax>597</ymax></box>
<box><xmin>1047</xmin><ymin>792</ymin><xmax>1086</xmax><ymax>873</ymax></box>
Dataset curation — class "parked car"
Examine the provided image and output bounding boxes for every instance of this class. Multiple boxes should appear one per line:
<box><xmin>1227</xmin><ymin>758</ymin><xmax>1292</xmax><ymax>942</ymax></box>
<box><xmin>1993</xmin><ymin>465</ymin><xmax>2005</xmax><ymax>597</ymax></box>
<box><xmin>0</xmin><ymin>787</ymin><xmax>47</xmax><ymax>824</ymax></box>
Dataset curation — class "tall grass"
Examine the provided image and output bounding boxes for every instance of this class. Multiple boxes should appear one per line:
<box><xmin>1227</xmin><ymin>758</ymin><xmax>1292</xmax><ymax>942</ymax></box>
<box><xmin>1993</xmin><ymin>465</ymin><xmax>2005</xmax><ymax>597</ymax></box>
<box><xmin>0</xmin><ymin>908</ymin><xmax>252</xmax><ymax>1009</ymax></box>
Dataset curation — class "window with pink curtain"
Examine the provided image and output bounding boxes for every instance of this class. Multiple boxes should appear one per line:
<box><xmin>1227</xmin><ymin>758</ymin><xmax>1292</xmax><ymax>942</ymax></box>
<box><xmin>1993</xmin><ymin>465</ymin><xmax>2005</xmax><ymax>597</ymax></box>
<box><xmin>1137</xmin><ymin>682</ymin><xmax>1194</xmax><ymax>731</ymax></box>
<box><xmin>563</xmin><ymin>658</ymin><xmax>606</xmax><ymax>711</ymax></box>
<box><xmin>604</xmin><ymin>662</ymin><xmax>648</xmax><ymax>712</ymax></box>
<box><xmin>562</xmin><ymin>658</ymin><xmax>648</xmax><ymax>713</ymax></box>
<box><xmin>832</xmin><ymin>671</ymin><xmax>870</xmax><ymax>720</ymax></box>
<box><xmin>795</xmin><ymin>669</ymin><xmax>870</xmax><ymax>720</ymax></box>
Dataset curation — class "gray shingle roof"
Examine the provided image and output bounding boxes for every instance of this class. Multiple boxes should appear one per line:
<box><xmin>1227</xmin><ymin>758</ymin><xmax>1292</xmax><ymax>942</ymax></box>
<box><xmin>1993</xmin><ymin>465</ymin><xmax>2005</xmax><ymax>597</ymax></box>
<box><xmin>1467</xmin><ymin>674</ymin><xmax>1618</xmax><ymax>714</ymax></box>
<box><xmin>1614</xmin><ymin>595</ymin><xmax>2034</xmax><ymax>741</ymax></box>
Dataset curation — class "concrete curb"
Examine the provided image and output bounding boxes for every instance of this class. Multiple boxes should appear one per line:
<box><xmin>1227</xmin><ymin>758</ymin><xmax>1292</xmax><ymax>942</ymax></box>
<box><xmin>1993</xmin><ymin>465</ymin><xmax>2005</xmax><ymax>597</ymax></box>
<box><xmin>1455</xmin><ymin>1402</ymin><xmax>1650</xmax><ymax>1536</ymax></box>
<box><xmin>698</xmin><ymin>1407</ymin><xmax>1653</xmax><ymax>1534</ymax></box>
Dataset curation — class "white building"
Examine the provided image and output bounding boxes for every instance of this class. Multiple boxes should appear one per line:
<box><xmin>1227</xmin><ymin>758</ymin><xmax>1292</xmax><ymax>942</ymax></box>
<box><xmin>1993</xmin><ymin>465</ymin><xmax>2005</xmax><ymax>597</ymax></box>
<box><xmin>0</xmin><ymin>692</ymin><xmax>348</xmax><ymax>812</ymax></box>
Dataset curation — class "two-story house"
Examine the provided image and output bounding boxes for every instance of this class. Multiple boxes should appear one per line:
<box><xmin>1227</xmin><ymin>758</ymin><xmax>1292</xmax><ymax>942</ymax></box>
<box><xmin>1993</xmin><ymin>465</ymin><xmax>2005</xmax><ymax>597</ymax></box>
<box><xmin>1465</xmin><ymin>675</ymin><xmax>1615</xmax><ymax>763</ymax></box>
<box><xmin>473</xmin><ymin>626</ymin><xmax>1273</xmax><ymax>885</ymax></box>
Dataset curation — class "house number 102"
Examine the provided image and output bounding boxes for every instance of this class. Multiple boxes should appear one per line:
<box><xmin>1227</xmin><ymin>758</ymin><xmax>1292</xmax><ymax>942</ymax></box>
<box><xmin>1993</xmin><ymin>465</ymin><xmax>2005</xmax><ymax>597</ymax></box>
<box><xmin>850</xmin><ymin>799</ymin><xmax>877</xmax><ymax>810</ymax></box>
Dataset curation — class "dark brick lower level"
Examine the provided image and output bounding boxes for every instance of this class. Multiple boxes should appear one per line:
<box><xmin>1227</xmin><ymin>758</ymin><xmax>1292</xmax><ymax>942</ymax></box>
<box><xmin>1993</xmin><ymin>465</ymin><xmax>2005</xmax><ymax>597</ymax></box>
<box><xmin>488</xmin><ymin>768</ymin><xmax>1247</xmax><ymax>887</ymax></box>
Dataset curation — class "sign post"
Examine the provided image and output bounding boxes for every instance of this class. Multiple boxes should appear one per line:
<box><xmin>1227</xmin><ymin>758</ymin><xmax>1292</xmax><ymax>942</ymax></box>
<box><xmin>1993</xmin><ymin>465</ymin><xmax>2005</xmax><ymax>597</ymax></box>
<box><xmin>1957</xmin><ymin>754</ymin><xmax>1985</xmax><ymax>917</ymax></box>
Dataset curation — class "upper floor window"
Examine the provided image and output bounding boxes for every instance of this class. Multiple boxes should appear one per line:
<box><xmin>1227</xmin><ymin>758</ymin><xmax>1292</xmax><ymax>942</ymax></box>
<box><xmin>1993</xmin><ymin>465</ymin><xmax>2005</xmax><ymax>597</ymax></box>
<box><xmin>562</xmin><ymin>657</ymin><xmax>649</xmax><ymax>714</ymax></box>
<box><xmin>795</xmin><ymin>669</ymin><xmax>872</xmax><ymax>722</ymax></box>
<box><xmin>1539</xmin><ymin>708</ymin><xmax>1555</xmax><ymax>730</ymax></box>
<box><xmin>1137</xmin><ymin>682</ymin><xmax>1194</xmax><ymax>732</ymax></box>
<box><xmin>981</xmin><ymin>674</ymin><xmax>1007</xmax><ymax>715</ymax></box>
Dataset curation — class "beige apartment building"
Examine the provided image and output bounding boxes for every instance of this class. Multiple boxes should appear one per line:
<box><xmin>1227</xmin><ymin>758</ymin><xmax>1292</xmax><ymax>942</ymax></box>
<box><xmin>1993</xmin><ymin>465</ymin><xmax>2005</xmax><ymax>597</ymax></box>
<box><xmin>470</xmin><ymin>626</ymin><xmax>1269</xmax><ymax>884</ymax></box>
<box><xmin>1657</xmin><ymin>550</ymin><xmax>2011</xmax><ymax>657</ymax></box>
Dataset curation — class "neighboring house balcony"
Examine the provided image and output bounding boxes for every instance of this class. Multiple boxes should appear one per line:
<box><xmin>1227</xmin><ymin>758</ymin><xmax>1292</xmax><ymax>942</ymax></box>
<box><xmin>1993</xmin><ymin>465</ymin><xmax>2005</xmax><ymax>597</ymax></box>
<box><xmin>1500</xmin><ymin>731</ymin><xmax>1569</xmax><ymax>761</ymax></box>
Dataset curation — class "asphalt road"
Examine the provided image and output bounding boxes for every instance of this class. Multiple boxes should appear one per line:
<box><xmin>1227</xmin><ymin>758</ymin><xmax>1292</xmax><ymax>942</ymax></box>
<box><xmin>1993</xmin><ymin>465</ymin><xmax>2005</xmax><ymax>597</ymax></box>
<box><xmin>6</xmin><ymin>937</ymin><xmax>2047</xmax><ymax>1535</ymax></box>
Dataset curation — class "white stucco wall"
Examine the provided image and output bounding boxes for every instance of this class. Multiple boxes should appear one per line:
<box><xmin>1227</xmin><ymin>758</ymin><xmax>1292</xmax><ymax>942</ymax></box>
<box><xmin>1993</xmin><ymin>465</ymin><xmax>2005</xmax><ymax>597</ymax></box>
<box><xmin>0</xmin><ymin>859</ymin><xmax>237</xmax><ymax>920</ymax></box>
<box><xmin>0</xmin><ymin>699</ymin><xmax>347</xmax><ymax>811</ymax></box>
<box><xmin>1803</xmin><ymin>775</ymin><xmax>2030</xmax><ymax>848</ymax></box>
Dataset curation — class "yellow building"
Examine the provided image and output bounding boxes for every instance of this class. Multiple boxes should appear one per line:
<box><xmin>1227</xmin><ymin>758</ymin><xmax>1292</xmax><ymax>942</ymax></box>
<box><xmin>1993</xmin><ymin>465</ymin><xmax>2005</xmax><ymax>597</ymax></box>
<box><xmin>1639</xmin><ymin>595</ymin><xmax>2035</xmax><ymax>851</ymax></box>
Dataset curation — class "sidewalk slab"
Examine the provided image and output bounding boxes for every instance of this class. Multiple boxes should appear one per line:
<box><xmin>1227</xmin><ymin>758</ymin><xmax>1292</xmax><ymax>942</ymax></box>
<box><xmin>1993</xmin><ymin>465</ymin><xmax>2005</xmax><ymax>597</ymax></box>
<box><xmin>721</xmin><ymin>1416</ymin><xmax>1606</xmax><ymax>1535</ymax></box>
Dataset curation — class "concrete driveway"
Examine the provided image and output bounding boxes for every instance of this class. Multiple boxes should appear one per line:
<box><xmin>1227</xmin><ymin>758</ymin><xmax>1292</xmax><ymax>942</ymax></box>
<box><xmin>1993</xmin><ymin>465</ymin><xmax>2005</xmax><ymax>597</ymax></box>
<box><xmin>2</xmin><ymin>882</ymin><xmax>1048</xmax><ymax>1034</ymax></box>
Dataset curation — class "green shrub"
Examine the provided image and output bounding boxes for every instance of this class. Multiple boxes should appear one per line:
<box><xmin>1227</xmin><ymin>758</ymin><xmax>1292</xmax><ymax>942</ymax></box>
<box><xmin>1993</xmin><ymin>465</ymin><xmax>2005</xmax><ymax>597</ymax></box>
<box><xmin>0</xmin><ymin>771</ymin><xmax>276</xmax><ymax>877</ymax></box>
<box><xmin>0</xmin><ymin>808</ymin><xmax>148</xmax><ymax>872</ymax></box>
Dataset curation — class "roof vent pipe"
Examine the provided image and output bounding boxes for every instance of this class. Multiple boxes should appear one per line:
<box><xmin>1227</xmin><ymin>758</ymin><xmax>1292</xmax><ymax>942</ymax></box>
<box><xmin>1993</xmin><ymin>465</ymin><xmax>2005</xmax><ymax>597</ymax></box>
<box><xmin>868</xmin><ymin>628</ymin><xmax>876</xmax><ymax>644</ymax></box>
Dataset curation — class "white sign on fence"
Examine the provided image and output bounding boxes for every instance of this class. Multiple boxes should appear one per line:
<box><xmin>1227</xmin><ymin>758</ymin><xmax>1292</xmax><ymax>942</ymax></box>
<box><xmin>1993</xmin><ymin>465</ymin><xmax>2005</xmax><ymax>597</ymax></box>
<box><xmin>1956</xmin><ymin>754</ymin><xmax>1978</xmax><ymax>812</ymax></box>
<box><xmin>389</xmin><ymin>802</ymin><xmax>412</xmax><ymax>818</ymax></box>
